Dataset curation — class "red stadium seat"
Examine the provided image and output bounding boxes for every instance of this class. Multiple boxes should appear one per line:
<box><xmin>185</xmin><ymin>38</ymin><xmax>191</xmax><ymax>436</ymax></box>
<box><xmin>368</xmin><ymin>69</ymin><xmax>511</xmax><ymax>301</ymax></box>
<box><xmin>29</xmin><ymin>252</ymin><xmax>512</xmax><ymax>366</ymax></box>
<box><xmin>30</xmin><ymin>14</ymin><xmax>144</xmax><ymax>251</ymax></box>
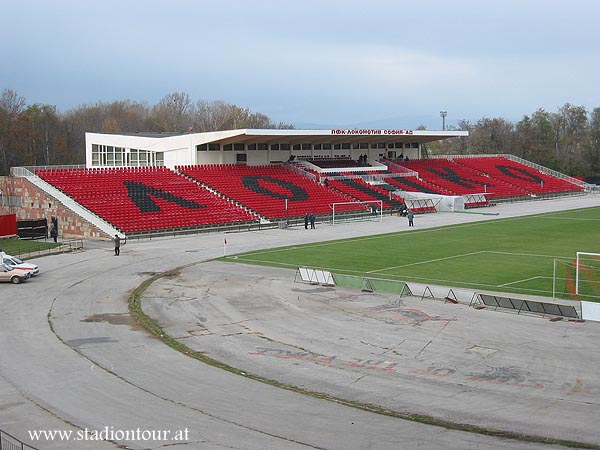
<box><xmin>36</xmin><ymin>167</ymin><xmax>258</xmax><ymax>233</ymax></box>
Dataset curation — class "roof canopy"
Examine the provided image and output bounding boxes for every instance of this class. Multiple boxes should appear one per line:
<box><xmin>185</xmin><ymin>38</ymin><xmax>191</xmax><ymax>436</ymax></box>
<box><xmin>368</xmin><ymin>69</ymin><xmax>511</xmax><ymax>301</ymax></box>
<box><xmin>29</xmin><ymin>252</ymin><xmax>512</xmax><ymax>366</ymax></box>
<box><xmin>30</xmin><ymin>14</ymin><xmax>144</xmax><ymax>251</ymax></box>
<box><xmin>203</xmin><ymin>128</ymin><xmax>468</xmax><ymax>145</ymax></box>
<box><xmin>116</xmin><ymin>128</ymin><xmax>468</xmax><ymax>146</ymax></box>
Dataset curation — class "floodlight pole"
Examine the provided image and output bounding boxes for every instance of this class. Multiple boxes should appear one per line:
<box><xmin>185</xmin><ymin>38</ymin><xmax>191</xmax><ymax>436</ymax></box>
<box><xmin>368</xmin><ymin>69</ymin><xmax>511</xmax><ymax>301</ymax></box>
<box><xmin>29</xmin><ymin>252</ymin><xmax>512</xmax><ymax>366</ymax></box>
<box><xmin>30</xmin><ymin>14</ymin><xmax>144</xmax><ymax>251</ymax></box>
<box><xmin>440</xmin><ymin>111</ymin><xmax>447</xmax><ymax>131</ymax></box>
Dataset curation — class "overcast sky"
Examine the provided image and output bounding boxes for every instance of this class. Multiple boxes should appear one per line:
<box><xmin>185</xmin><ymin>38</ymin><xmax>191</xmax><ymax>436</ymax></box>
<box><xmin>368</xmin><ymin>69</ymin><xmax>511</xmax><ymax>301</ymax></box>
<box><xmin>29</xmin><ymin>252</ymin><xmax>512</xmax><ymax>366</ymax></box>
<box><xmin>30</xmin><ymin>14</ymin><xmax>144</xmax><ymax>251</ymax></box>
<box><xmin>2</xmin><ymin>0</ymin><xmax>600</xmax><ymax>129</ymax></box>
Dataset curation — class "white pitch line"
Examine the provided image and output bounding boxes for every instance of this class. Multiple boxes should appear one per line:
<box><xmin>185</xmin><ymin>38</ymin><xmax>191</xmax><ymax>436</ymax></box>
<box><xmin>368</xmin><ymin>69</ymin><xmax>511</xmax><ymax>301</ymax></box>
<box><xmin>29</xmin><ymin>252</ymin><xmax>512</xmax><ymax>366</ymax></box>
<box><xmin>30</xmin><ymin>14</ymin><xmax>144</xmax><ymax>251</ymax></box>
<box><xmin>228</xmin><ymin>256</ymin><xmax>367</xmax><ymax>276</ymax></box>
<box><xmin>543</xmin><ymin>216</ymin><xmax>600</xmax><ymax>221</ymax></box>
<box><xmin>498</xmin><ymin>276</ymin><xmax>544</xmax><ymax>287</ymax></box>
<box><xmin>232</xmin><ymin>218</ymin><xmax>512</xmax><ymax>259</ymax></box>
<box><xmin>367</xmin><ymin>251</ymin><xmax>486</xmax><ymax>274</ymax></box>
<box><xmin>485</xmin><ymin>250</ymin><xmax>568</xmax><ymax>259</ymax></box>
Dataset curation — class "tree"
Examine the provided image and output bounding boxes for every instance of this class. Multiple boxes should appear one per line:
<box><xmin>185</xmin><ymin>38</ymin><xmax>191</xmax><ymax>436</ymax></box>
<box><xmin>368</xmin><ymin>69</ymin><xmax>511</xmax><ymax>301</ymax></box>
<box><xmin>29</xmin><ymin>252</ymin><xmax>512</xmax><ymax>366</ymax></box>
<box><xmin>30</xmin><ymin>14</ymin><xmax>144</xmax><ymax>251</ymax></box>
<box><xmin>468</xmin><ymin>117</ymin><xmax>514</xmax><ymax>155</ymax></box>
<box><xmin>151</xmin><ymin>92</ymin><xmax>193</xmax><ymax>132</ymax></box>
<box><xmin>194</xmin><ymin>99</ymin><xmax>234</xmax><ymax>131</ymax></box>
<box><xmin>1</xmin><ymin>88</ymin><xmax>598</xmax><ymax>178</ymax></box>
<box><xmin>21</xmin><ymin>104</ymin><xmax>61</xmax><ymax>165</ymax></box>
<box><xmin>451</xmin><ymin>119</ymin><xmax>473</xmax><ymax>155</ymax></box>
<box><xmin>193</xmin><ymin>99</ymin><xmax>294</xmax><ymax>131</ymax></box>
<box><xmin>0</xmin><ymin>89</ymin><xmax>26</xmax><ymax>174</ymax></box>
<box><xmin>548</xmin><ymin>104</ymin><xmax>589</xmax><ymax>174</ymax></box>
<box><xmin>589</xmin><ymin>108</ymin><xmax>600</xmax><ymax>176</ymax></box>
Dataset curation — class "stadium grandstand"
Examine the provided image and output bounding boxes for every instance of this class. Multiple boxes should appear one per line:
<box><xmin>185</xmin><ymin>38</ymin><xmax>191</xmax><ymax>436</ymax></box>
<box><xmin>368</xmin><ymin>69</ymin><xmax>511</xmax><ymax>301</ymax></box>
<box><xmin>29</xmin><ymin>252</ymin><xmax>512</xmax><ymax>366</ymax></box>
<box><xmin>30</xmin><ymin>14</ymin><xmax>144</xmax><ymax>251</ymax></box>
<box><xmin>0</xmin><ymin>128</ymin><xmax>590</xmax><ymax>240</ymax></box>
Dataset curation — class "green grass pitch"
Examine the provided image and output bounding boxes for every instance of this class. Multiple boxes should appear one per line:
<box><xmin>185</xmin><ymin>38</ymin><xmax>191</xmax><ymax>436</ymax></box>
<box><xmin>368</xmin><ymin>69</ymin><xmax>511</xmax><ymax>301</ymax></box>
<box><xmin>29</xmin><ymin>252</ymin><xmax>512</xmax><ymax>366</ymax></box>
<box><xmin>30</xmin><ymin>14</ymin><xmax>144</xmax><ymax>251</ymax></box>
<box><xmin>0</xmin><ymin>239</ymin><xmax>59</xmax><ymax>257</ymax></box>
<box><xmin>225</xmin><ymin>207</ymin><xmax>600</xmax><ymax>301</ymax></box>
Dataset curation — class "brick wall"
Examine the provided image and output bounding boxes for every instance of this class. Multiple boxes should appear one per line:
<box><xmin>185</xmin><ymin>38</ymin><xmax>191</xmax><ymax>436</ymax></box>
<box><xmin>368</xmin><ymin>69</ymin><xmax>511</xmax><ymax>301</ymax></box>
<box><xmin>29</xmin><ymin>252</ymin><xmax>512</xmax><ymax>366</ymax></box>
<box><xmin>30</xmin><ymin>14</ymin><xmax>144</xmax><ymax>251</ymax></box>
<box><xmin>0</xmin><ymin>176</ymin><xmax>110</xmax><ymax>240</ymax></box>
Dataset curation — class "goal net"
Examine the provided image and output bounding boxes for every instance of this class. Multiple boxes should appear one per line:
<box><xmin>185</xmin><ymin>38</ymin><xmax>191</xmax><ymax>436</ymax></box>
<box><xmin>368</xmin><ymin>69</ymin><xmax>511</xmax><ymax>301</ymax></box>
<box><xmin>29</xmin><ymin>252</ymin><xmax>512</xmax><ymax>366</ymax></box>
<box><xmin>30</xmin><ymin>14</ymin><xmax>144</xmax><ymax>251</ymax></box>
<box><xmin>576</xmin><ymin>252</ymin><xmax>600</xmax><ymax>297</ymax></box>
<box><xmin>330</xmin><ymin>200</ymin><xmax>383</xmax><ymax>225</ymax></box>
<box><xmin>553</xmin><ymin>252</ymin><xmax>600</xmax><ymax>300</ymax></box>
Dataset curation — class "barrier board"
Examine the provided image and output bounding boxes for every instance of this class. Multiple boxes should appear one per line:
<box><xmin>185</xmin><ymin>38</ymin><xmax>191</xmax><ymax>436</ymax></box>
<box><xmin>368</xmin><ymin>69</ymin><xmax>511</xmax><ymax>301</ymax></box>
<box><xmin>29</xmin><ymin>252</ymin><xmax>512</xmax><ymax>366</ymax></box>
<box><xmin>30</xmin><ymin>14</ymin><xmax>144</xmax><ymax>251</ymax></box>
<box><xmin>296</xmin><ymin>267</ymin><xmax>335</xmax><ymax>286</ymax></box>
<box><xmin>581</xmin><ymin>301</ymin><xmax>600</xmax><ymax>322</ymax></box>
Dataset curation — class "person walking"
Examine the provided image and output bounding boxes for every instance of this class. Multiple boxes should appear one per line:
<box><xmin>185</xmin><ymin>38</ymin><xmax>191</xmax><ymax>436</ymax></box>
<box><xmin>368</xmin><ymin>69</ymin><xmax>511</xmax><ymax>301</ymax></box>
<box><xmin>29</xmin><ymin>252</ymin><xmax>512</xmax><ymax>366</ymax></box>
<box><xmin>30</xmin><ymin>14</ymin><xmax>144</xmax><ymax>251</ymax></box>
<box><xmin>114</xmin><ymin>234</ymin><xmax>121</xmax><ymax>256</ymax></box>
<box><xmin>407</xmin><ymin>210</ymin><xmax>414</xmax><ymax>227</ymax></box>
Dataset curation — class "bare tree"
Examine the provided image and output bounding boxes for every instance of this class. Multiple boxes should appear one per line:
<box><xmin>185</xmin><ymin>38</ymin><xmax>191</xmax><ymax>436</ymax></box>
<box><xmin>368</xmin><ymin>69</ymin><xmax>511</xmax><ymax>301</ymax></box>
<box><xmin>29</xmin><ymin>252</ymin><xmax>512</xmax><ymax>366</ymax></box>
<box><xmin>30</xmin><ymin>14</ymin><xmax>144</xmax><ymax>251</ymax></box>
<box><xmin>3</xmin><ymin>88</ymin><xmax>599</xmax><ymax>178</ymax></box>
<box><xmin>587</xmin><ymin>107</ymin><xmax>600</xmax><ymax>179</ymax></box>
<box><xmin>468</xmin><ymin>117</ymin><xmax>514</xmax><ymax>155</ymax></box>
<box><xmin>0</xmin><ymin>89</ymin><xmax>27</xmax><ymax>174</ymax></box>
<box><xmin>151</xmin><ymin>92</ymin><xmax>193</xmax><ymax>132</ymax></box>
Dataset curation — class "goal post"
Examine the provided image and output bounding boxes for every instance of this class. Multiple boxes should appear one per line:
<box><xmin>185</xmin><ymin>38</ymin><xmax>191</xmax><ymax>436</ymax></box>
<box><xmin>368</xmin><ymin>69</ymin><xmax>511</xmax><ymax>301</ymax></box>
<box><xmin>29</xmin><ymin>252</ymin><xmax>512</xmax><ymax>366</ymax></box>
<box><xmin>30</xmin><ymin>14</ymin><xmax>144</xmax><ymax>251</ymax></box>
<box><xmin>552</xmin><ymin>258</ymin><xmax>571</xmax><ymax>299</ymax></box>
<box><xmin>553</xmin><ymin>252</ymin><xmax>600</xmax><ymax>300</ymax></box>
<box><xmin>576</xmin><ymin>252</ymin><xmax>600</xmax><ymax>296</ymax></box>
<box><xmin>330</xmin><ymin>200</ymin><xmax>383</xmax><ymax>226</ymax></box>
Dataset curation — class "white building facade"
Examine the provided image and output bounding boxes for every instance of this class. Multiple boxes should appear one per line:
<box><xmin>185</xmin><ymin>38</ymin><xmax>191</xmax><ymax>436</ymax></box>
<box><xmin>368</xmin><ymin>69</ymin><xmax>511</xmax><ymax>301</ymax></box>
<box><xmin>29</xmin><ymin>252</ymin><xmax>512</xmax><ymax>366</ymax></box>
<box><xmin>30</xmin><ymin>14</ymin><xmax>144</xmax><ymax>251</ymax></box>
<box><xmin>86</xmin><ymin>129</ymin><xmax>468</xmax><ymax>169</ymax></box>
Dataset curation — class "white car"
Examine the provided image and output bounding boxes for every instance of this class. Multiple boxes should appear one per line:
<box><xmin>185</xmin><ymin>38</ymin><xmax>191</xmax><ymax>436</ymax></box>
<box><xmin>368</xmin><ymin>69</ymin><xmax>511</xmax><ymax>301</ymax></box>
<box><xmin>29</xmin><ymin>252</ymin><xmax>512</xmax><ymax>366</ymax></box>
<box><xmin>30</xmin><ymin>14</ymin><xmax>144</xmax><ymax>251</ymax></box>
<box><xmin>0</xmin><ymin>252</ymin><xmax>40</xmax><ymax>276</ymax></box>
<box><xmin>0</xmin><ymin>263</ymin><xmax>32</xmax><ymax>284</ymax></box>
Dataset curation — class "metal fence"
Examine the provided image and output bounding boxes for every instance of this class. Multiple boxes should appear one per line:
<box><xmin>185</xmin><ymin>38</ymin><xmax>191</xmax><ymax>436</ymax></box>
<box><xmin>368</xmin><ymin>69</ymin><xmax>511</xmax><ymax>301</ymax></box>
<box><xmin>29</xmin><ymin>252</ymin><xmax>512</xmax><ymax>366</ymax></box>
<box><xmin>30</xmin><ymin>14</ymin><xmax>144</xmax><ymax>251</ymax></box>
<box><xmin>12</xmin><ymin>239</ymin><xmax>84</xmax><ymax>259</ymax></box>
<box><xmin>0</xmin><ymin>429</ymin><xmax>39</xmax><ymax>450</ymax></box>
<box><xmin>472</xmin><ymin>293</ymin><xmax>579</xmax><ymax>318</ymax></box>
<box><xmin>332</xmin><ymin>273</ymin><xmax>412</xmax><ymax>296</ymax></box>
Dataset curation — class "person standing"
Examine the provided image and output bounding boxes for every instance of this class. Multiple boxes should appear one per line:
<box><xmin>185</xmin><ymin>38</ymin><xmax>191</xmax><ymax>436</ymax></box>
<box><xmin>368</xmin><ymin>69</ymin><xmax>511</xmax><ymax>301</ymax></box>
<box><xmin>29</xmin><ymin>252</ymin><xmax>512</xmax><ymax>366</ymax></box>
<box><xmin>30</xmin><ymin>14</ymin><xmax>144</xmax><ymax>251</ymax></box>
<box><xmin>407</xmin><ymin>210</ymin><xmax>414</xmax><ymax>227</ymax></box>
<box><xmin>50</xmin><ymin>216</ymin><xmax>59</xmax><ymax>243</ymax></box>
<box><xmin>304</xmin><ymin>214</ymin><xmax>309</xmax><ymax>229</ymax></box>
<box><xmin>50</xmin><ymin>225</ymin><xmax>58</xmax><ymax>243</ymax></box>
<box><xmin>309</xmin><ymin>214</ymin><xmax>315</xmax><ymax>229</ymax></box>
<box><xmin>114</xmin><ymin>234</ymin><xmax>121</xmax><ymax>256</ymax></box>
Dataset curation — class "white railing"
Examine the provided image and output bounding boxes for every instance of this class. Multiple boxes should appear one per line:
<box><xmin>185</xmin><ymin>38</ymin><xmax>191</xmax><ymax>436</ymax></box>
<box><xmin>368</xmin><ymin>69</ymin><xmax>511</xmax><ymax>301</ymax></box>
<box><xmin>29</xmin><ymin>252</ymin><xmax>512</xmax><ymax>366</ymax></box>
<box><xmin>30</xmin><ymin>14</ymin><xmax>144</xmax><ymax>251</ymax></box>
<box><xmin>283</xmin><ymin>162</ymin><xmax>318</xmax><ymax>181</ymax></box>
<box><xmin>11</xmin><ymin>167</ymin><xmax>120</xmax><ymax>237</ymax></box>
<box><xmin>384</xmin><ymin>160</ymin><xmax>419</xmax><ymax>178</ymax></box>
<box><xmin>13</xmin><ymin>164</ymin><xmax>85</xmax><ymax>174</ymax></box>
<box><xmin>504</xmin><ymin>154</ymin><xmax>588</xmax><ymax>189</ymax></box>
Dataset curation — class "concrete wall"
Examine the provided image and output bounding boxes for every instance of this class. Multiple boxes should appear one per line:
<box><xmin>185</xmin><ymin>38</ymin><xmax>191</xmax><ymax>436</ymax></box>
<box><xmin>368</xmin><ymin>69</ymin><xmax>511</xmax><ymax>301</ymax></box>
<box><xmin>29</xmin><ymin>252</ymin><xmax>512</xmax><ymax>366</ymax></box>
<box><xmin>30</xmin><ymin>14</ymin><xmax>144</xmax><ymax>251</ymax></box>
<box><xmin>0</xmin><ymin>176</ymin><xmax>110</xmax><ymax>240</ymax></box>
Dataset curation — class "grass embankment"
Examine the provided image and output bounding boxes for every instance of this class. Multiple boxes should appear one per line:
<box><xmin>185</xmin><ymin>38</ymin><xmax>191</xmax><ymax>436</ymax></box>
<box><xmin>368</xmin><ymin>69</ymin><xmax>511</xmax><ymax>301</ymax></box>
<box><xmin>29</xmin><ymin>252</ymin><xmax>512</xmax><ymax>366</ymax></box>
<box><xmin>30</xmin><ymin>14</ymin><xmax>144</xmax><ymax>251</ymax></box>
<box><xmin>0</xmin><ymin>238</ymin><xmax>59</xmax><ymax>257</ymax></box>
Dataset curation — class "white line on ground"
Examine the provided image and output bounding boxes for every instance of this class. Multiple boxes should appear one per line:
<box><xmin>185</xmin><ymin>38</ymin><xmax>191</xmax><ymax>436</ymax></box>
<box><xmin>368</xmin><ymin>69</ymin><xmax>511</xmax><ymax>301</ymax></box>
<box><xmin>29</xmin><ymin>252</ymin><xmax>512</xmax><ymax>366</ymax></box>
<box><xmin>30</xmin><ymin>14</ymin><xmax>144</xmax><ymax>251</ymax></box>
<box><xmin>235</xmin><ymin>219</ymin><xmax>508</xmax><ymax>258</ymax></box>
<box><xmin>231</xmin><ymin>256</ymin><xmax>561</xmax><ymax>296</ymax></box>
<box><xmin>542</xmin><ymin>216</ymin><xmax>600</xmax><ymax>221</ymax></box>
<box><xmin>367</xmin><ymin>251</ymin><xmax>486</xmax><ymax>274</ymax></box>
<box><xmin>498</xmin><ymin>276</ymin><xmax>545</xmax><ymax>287</ymax></box>
<box><xmin>485</xmin><ymin>251</ymin><xmax>568</xmax><ymax>259</ymax></box>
